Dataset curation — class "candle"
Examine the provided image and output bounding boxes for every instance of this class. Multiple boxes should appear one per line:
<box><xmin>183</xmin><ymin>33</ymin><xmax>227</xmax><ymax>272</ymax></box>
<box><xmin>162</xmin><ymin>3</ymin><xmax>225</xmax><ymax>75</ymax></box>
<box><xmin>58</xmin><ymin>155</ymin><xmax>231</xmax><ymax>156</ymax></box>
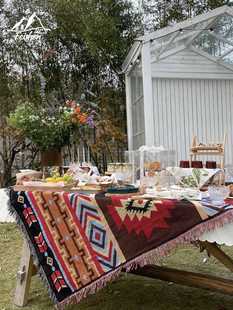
<box><xmin>77</xmin><ymin>148</ymin><xmax>80</xmax><ymax>164</ymax></box>
<box><xmin>180</xmin><ymin>160</ymin><xmax>190</xmax><ymax>168</ymax></box>
<box><xmin>88</xmin><ymin>146</ymin><xmax>90</xmax><ymax>163</ymax></box>
<box><xmin>83</xmin><ymin>147</ymin><xmax>85</xmax><ymax>163</ymax></box>
<box><xmin>191</xmin><ymin>161</ymin><xmax>203</xmax><ymax>168</ymax></box>
<box><xmin>206</xmin><ymin>161</ymin><xmax>217</xmax><ymax>169</ymax></box>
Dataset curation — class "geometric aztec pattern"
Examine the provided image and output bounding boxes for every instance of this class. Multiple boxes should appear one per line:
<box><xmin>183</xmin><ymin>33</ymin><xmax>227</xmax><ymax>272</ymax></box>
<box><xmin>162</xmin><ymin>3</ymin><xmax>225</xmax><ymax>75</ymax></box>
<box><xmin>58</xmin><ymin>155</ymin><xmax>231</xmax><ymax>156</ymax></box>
<box><xmin>10</xmin><ymin>190</ymin><xmax>233</xmax><ymax>309</ymax></box>
<box><xmin>107</xmin><ymin>198</ymin><xmax>177</xmax><ymax>239</ymax></box>
<box><xmin>69</xmin><ymin>193</ymin><xmax>125</xmax><ymax>272</ymax></box>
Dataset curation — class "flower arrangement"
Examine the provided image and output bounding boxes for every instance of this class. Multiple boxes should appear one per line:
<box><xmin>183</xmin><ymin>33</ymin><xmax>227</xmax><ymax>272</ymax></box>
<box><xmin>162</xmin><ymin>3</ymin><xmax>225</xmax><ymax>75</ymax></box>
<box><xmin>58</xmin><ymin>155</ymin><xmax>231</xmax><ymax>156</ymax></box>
<box><xmin>66</xmin><ymin>100</ymin><xmax>95</xmax><ymax>128</ymax></box>
<box><xmin>8</xmin><ymin>100</ymin><xmax>96</xmax><ymax>151</ymax></box>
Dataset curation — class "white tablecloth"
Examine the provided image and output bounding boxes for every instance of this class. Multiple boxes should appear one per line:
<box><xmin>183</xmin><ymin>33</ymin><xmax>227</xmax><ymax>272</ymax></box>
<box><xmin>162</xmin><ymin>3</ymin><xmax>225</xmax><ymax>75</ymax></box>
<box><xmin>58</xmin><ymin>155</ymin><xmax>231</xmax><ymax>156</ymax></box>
<box><xmin>0</xmin><ymin>189</ymin><xmax>14</xmax><ymax>222</ymax></box>
<box><xmin>200</xmin><ymin>223</ymin><xmax>233</xmax><ymax>246</ymax></box>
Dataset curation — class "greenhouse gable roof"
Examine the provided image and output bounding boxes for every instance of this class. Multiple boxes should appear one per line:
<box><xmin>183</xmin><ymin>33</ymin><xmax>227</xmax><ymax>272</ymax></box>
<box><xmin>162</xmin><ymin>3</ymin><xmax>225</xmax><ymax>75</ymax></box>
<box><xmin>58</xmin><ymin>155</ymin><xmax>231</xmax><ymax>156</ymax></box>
<box><xmin>123</xmin><ymin>5</ymin><xmax>233</xmax><ymax>73</ymax></box>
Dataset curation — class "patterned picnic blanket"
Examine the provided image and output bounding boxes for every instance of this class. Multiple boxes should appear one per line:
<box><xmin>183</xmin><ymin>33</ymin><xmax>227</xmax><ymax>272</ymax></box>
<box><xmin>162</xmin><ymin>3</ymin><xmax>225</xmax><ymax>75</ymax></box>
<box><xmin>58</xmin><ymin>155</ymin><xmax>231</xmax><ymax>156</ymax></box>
<box><xmin>9</xmin><ymin>190</ymin><xmax>233</xmax><ymax>309</ymax></box>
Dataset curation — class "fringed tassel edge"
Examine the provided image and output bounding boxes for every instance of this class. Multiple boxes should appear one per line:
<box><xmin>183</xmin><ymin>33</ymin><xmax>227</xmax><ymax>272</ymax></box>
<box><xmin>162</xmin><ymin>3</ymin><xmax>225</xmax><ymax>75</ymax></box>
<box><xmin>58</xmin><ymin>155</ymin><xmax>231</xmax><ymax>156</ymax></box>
<box><xmin>58</xmin><ymin>209</ymin><xmax>233</xmax><ymax>310</ymax></box>
<box><xmin>56</xmin><ymin>267</ymin><xmax>123</xmax><ymax>310</ymax></box>
<box><xmin>6</xmin><ymin>188</ymin><xmax>58</xmax><ymax>305</ymax></box>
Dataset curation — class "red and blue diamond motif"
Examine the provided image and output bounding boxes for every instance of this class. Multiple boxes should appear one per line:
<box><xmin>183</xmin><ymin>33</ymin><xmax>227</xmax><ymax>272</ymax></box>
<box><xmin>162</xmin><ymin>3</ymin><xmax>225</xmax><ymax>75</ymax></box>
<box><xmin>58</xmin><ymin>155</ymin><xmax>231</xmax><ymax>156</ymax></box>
<box><xmin>69</xmin><ymin>195</ymin><xmax>122</xmax><ymax>272</ymax></box>
<box><xmin>90</xmin><ymin>224</ymin><xmax>106</xmax><ymax>248</ymax></box>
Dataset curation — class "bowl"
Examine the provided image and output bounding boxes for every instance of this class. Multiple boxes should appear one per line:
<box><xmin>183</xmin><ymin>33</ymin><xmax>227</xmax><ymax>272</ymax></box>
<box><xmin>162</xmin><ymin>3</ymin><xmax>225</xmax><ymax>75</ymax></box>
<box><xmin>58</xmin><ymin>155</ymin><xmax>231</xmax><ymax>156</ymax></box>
<box><xmin>208</xmin><ymin>186</ymin><xmax>229</xmax><ymax>205</ymax></box>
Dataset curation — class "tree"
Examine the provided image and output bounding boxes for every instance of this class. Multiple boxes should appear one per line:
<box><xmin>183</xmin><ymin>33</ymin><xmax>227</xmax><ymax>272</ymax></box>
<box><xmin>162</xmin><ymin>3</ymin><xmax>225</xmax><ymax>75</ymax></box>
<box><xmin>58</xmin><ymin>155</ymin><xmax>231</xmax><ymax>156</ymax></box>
<box><xmin>0</xmin><ymin>0</ymin><xmax>140</xmax><ymax>183</ymax></box>
<box><xmin>142</xmin><ymin>0</ymin><xmax>232</xmax><ymax>32</ymax></box>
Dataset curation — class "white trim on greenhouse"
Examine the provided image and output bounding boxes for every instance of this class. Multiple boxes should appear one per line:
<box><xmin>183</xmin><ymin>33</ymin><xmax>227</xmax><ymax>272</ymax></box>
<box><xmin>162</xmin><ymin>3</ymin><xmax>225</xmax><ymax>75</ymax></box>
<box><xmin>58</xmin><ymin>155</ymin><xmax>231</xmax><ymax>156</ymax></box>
<box><xmin>123</xmin><ymin>5</ymin><xmax>233</xmax><ymax>165</ymax></box>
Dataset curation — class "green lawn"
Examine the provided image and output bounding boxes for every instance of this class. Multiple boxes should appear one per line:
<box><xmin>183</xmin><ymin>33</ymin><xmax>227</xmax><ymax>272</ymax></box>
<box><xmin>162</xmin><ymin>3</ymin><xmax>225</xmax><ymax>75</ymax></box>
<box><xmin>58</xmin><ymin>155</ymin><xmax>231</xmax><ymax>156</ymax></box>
<box><xmin>1</xmin><ymin>223</ymin><xmax>233</xmax><ymax>310</ymax></box>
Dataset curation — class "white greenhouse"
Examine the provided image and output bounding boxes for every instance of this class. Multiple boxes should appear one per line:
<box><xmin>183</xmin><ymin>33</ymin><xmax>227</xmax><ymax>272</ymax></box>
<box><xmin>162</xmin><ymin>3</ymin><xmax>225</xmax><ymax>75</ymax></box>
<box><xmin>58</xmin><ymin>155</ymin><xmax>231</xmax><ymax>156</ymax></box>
<box><xmin>123</xmin><ymin>5</ymin><xmax>233</xmax><ymax>165</ymax></box>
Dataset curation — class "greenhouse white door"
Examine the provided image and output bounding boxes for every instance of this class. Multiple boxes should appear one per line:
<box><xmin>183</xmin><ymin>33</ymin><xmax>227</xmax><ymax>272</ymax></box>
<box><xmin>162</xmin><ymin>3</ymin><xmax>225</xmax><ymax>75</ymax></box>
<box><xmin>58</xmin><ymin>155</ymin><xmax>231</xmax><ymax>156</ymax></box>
<box><xmin>152</xmin><ymin>78</ymin><xmax>233</xmax><ymax>165</ymax></box>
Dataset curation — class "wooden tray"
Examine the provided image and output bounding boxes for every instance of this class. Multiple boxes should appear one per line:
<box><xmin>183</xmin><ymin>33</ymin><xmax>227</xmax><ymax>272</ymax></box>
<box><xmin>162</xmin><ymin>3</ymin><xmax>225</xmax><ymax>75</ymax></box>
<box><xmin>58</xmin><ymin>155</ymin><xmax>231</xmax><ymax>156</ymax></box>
<box><xmin>130</xmin><ymin>195</ymin><xmax>171</xmax><ymax>200</ymax></box>
<box><xmin>73</xmin><ymin>186</ymin><xmax>104</xmax><ymax>193</ymax></box>
<box><xmin>14</xmin><ymin>183</ymin><xmax>108</xmax><ymax>193</ymax></box>
<box><xmin>105</xmin><ymin>192</ymin><xmax>141</xmax><ymax>197</ymax></box>
<box><xmin>14</xmin><ymin>184</ymin><xmax>76</xmax><ymax>192</ymax></box>
<box><xmin>191</xmin><ymin>147</ymin><xmax>223</xmax><ymax>154</ymax></box>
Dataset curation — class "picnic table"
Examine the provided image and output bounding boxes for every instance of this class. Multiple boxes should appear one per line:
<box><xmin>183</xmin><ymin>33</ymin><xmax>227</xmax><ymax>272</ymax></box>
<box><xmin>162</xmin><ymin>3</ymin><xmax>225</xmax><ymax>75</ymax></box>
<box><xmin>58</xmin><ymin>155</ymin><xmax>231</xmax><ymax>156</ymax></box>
<box><xmin>9</xmin><ymin>187</ymin><xmax>233</xmax><ymax>309</ymax></box>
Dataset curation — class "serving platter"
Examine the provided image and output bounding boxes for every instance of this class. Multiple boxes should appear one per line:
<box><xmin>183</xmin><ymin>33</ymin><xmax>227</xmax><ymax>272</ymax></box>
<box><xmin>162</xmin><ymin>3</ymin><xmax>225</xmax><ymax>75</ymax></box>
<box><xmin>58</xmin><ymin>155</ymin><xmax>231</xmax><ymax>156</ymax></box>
<box><xmin>14</xmin><ymin>182</ymin><xmax>110</xmax><ymax>193</ymax></box>
<box><xmin>14</xmin><ymin>184</ymin><xmax>76</xmax><ymax>192</ymax></box>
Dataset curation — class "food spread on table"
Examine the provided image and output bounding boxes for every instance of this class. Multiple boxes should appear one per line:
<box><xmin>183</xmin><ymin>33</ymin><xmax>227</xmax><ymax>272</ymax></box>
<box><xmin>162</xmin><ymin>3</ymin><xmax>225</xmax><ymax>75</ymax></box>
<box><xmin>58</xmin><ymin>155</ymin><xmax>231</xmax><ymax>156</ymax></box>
<box><xmin>15</xmin><ymin>163</ymin><xmax>129</xmax><ymax>192</ymax></box>
<box><xmin>12</xmin><ymin>143</ymin><xmax>233</xmax><ymax>204</ymax></box>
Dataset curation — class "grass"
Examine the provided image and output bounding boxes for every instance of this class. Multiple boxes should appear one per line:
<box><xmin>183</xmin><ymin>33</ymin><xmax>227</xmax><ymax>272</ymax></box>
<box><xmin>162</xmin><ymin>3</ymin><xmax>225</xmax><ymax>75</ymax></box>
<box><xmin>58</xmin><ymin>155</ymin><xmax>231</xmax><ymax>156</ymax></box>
<box><xmin>1</xmin><ymin>223</ymin><xmax>233</xmax><ymax>310</ymax></box>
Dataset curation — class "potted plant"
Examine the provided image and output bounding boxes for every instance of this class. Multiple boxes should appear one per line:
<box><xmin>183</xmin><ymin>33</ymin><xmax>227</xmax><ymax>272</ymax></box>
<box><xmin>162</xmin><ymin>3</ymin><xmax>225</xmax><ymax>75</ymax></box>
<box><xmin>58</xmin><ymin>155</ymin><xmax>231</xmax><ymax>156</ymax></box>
<box><xmin>8</xmin><ymin>101</ymin><xmax>96</xmax><ymax>166</ymax></box>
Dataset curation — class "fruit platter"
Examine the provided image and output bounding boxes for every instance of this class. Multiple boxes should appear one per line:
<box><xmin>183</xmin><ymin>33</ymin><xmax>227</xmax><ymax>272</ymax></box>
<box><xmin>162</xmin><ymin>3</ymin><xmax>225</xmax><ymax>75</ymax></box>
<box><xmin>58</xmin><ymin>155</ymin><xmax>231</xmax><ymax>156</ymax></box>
<box><xmin>14</xmin><ymin>172</ymin><xmax>77</xmax><ymax>192</ymax></box>
<box><xmin>14</xmin><ymin>164</ymin><xmax>115</xmax><ymax>193</ymax></box>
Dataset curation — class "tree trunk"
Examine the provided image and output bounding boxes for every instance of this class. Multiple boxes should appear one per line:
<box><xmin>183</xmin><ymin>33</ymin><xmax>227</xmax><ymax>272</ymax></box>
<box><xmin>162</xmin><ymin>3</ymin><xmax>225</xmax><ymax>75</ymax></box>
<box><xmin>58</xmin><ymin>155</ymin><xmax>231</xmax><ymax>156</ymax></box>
<box><xmin>2</xmin><ymin>162</ymin><xmax>12</xmax><ymax>187</ymax></box>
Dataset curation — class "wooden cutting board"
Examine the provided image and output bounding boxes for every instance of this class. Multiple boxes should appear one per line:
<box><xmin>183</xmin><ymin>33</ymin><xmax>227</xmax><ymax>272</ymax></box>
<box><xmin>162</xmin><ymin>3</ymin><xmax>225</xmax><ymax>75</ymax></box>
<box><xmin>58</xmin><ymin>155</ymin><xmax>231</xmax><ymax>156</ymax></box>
<box><xmin>13</xmin><ymin>184</ymin><xmax>107</xmax><ymax>193</ymax></box>
<box><xmin>14</xmin><ymin>185</ymin><xmax>76</xmax><ymax>192</ymax></box>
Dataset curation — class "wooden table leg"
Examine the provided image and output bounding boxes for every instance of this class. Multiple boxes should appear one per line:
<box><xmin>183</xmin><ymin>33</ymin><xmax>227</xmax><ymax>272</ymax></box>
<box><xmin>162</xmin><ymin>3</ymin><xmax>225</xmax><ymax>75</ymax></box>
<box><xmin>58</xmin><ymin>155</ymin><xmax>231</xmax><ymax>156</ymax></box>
<box><xmin>13</xmin><ymin>239</ymin><xmax>233</xmax><ymax>307</ymax></box>
<box><xmin>131</xmin><ymin>265</ymin><xmax>233</xmax><ymax>295</ymax></box>
<box><xmin>199</xmin><ymin>241</ymin><xmax>233</xmax><ymax>273</ymax></box>
<box><xmin>14</xmin><ymin>239</ymin><xmax>35</xmax><ymax>307</ymax></box>
<box><xmin>130</xmin><ymin>243</ymin><xmax>233</xmax><ymax>296</ymax></box>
